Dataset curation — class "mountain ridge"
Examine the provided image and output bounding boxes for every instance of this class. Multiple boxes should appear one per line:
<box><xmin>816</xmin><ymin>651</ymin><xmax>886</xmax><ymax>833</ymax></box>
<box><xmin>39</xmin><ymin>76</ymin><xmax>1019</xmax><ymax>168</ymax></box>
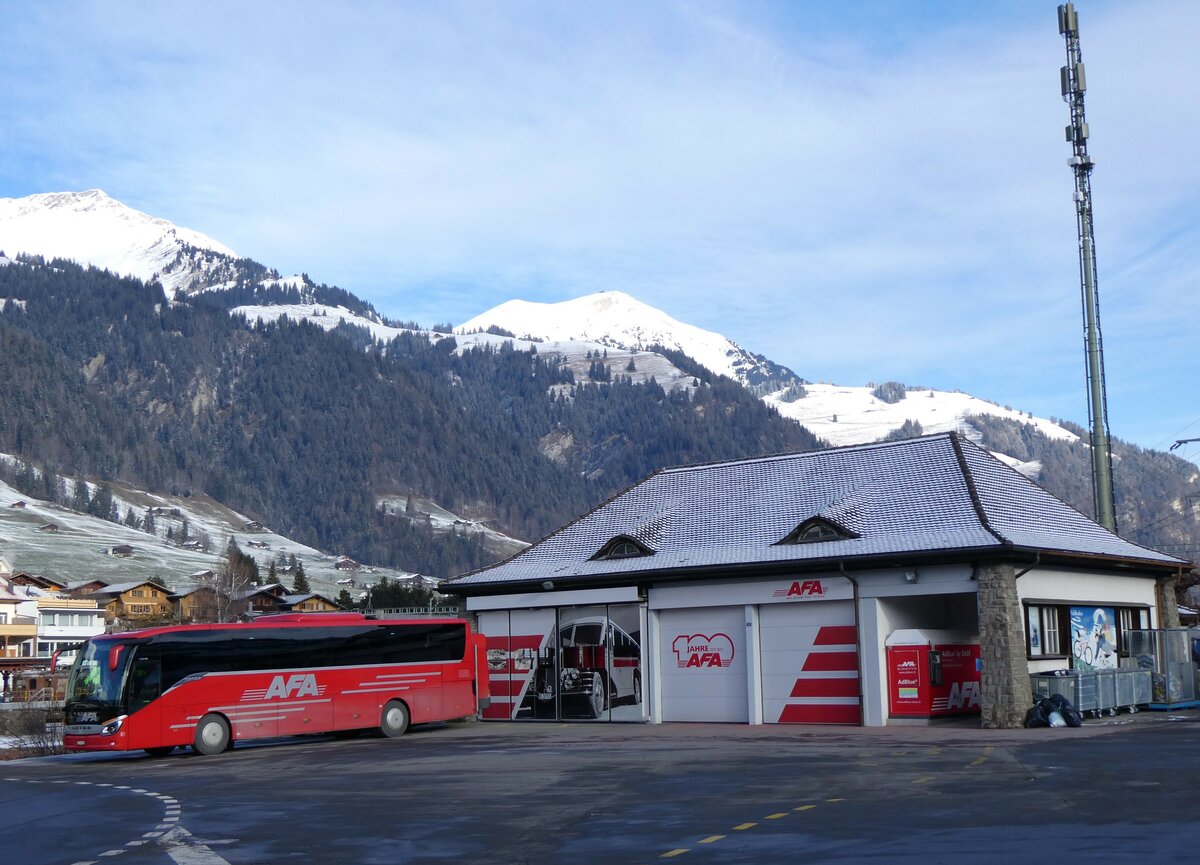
<box><xmin>0</xmin><ymin>190</ymin><xmax>1195</xmax><ymax>581</ymax></box>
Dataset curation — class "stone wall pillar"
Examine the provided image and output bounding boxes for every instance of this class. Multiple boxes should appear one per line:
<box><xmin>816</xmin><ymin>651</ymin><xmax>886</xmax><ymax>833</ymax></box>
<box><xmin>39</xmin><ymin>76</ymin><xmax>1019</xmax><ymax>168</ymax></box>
<box><xmin>976</xmin><ymin>562</ymin><xmax>1029</xmax><ymax>729</ymax></box>
<box><xmin>1159</xmin><ymin>577</ymin><xmax>1182</xmax><ymax>628</ymax></box>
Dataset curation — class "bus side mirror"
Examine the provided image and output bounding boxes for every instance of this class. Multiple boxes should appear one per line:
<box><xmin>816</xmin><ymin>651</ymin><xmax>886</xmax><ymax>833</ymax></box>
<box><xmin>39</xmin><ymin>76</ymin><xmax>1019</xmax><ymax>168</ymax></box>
<box><xmin>108</xmin><ymin>645</ymin><xmax>125</xmax><ymax>671</ymax></box>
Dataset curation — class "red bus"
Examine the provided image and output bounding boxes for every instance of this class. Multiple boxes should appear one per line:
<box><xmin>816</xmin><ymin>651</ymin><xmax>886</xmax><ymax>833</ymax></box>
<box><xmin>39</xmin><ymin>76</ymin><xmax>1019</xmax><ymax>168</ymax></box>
<box><xmin>62</xmin><ymin>613</ymin><xmax>488</xmax><ymax>756</ymax></box>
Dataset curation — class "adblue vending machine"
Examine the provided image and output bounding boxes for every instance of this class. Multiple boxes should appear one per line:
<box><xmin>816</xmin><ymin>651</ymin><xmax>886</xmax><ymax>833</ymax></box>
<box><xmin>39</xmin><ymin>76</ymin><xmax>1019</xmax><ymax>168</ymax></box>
<box><xmin>886</xmin><ymin>630</ymin><xmax>981</xmax><ymax>719</ymax></box>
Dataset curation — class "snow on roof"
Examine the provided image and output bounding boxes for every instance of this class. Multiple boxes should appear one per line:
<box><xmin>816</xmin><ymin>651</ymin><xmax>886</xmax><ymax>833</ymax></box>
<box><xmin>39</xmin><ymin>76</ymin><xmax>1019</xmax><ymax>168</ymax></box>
<box><xmin>445</xmin><ymin>432</ymin><xmax>1184</xmax><ymax>593</ymax></box>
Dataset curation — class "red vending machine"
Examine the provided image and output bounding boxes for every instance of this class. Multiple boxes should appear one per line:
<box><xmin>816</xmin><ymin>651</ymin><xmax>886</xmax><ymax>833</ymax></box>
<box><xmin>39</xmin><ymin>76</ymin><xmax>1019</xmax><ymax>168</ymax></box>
<box><xmin>886</xmin><ymin>630</ymin><xmax>981</xmax><ymax>719</ymax></box>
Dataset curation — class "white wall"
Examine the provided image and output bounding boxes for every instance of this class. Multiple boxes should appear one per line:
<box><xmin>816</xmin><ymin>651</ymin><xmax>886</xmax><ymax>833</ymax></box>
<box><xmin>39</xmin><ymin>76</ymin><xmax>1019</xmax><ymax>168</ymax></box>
<box><xmin>1018</xmin><ymin>568</ymin><xmax>1159</xmax><ymax>674</ymax></box>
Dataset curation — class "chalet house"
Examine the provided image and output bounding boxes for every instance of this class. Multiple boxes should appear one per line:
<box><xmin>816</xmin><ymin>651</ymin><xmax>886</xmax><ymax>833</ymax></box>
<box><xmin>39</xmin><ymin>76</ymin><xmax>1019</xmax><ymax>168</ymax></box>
<box><xmin>37</xmin><ymin>523</ymin><xmax>60</xmax><ymax>533</ymax></box>
<box><xmin>284</xmin><ymin>593</ymin><xmax>343</xmax><ymax>613</ymax></box>
<box><xmin>246</xmin><ymin>540</ymin><xmax>270</xmax><ymax>550</ymax></box>
<box><xmin>170</xmin><ymin>584</ymin><xmax>231</xmax><ymax>623</ymax></box>
<box><xmin>334</xmin><ymin>556</ymin><xmax>360</xmax><ymax>571</ymax></box>
<box><xmin>106</xmin><ymin>544</ymin><xmax>135</xmax><ymax>557</ymax></box>
<box><xmin>87</xmin><ymin>580</ymin><xmax>173</xmax><ymax>624</ymax></box>
<box><xmin>178</xmin><ymin>540</ymin><xmax>203</xmax><ymax>551</ymax></box>
<box><xmin>9</xmin><ymin>500</ymin><xmax>26</xmax><ymax>509</ymax></box>
<box><xmin>68</xmin><ymin>579</ymin><xmax>111</xmax><ymax>597</ymax></box>
<box><xmin>236</xmin><ymin>583</ymin><xmax>291</xmax><ymax>616</ymax></box>
<box><xmin>10</xmin><ymin>573</ymin><xmax>70</xmax><ymax>592</ymax></box>
<box><xmin>243</xmin><ymin>520</ymin><xmax>266</xmax><ymax>532</ymax></box>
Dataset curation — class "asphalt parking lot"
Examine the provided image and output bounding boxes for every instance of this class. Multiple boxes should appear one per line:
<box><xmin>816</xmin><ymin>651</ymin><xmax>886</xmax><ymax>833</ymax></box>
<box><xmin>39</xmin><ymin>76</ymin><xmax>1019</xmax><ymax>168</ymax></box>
<box><xmin>3</xmin><ymin>711</ymin><xmax>1200</xmax><ymax>864</ymax></box>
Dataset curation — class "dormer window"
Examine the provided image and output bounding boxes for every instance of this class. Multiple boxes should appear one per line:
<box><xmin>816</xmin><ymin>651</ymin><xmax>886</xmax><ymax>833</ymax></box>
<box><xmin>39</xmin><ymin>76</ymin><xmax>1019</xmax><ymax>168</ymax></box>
<box><xmin>591</xmin><ymin>535</ymin><xmax>654</xmax><ymax>561</ymax></box>
<box><xmin>777</xmin><ymin>517</ymin><xmax>857</xmax><ymax>545</ymax></box>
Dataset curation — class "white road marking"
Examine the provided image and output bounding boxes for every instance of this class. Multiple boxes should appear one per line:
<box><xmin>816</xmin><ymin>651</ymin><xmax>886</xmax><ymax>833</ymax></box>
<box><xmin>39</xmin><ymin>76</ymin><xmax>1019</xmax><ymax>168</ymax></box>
<box><xmin>160</xmin><ymin>825</ymin><xmax>235</xmax><ymax>865</ymax></box>
<box><xmin>9</xmin><ymin>778</ymin><xmax>235</xmax><ymax>865</ymax></box>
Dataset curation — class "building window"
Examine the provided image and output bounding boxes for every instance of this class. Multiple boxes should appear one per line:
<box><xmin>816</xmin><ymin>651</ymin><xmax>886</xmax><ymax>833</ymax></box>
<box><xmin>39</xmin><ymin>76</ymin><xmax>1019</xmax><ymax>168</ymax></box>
<box><xmin>1118</xmin><ymin>607</ymin><xmax>1151</xmax><ymax>655</ymax></box>
<box><xmin>1027</xmin><ymin>604</ymin><xmax>1066</xmax><ymax>657</ymax></box>
<box><xmin>132</xmin><ymin>589</ymin><xmax>145</xmax><ymax>598</ymax></box>
<box><xmin>776</xmin><ymin>517</ymin><xmax>858</xmax><ymax>545</ymax></box>
<box><xmin>591</xmin><ymin>535</ymin><xmax>654</xmax><ymax>561</ymax></box>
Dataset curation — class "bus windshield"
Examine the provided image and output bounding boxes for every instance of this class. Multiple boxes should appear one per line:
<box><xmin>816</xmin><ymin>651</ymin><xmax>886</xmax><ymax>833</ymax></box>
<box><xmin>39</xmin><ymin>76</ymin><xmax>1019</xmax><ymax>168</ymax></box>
<box><xmin>65</xmin><ymin>639</ymin><xmax>134</xmax><ymax>708</ymax></box>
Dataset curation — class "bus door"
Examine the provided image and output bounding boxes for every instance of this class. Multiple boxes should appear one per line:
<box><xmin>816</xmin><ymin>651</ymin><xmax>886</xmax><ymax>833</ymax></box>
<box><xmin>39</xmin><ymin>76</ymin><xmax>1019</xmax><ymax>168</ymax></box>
<box><xmin>126</xmin><ymin>646</ymin><xmax>163</xmax><ymax>748</ymax></box>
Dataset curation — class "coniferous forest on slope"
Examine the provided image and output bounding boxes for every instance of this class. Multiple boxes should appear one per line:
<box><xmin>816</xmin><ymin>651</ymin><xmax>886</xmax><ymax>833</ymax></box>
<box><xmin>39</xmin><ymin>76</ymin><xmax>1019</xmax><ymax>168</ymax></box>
<box><xmin>0</xmin><ymin>259</ymin><xmax>824</xmax><ymax>577</ymax></box>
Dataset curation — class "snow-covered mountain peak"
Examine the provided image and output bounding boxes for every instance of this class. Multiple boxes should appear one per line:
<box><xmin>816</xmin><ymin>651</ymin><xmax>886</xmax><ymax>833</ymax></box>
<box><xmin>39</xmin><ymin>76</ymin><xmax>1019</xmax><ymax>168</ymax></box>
<box><xmin>457</xmin><ymin>291</ymin><xmax>798</xmax><ymax>390</ymax></box>
<box><xmin>0</xmin><ymin>189</ymin><xmax>237</xmax><ymax>300</ymax></box>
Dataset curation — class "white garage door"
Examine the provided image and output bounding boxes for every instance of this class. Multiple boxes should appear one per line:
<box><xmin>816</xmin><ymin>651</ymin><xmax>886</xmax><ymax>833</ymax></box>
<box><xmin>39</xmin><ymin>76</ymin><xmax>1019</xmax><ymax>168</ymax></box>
<box><xmin>760</xmin><ymin>602</ymin><xmax>860</xmax><ymax>724</ymax></box>
<box><xmin>658</xmin><ymin>607</ymin><xmax>748</xmax><ymax>722</ymax></box>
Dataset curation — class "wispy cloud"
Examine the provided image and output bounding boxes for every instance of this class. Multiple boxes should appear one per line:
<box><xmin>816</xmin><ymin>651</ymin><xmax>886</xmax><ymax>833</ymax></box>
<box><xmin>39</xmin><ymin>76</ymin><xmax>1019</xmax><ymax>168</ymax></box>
<box><xmin>1</xmin><ymin>0</ymin><xmax>1197</xmax><ymax>455</ymax></box>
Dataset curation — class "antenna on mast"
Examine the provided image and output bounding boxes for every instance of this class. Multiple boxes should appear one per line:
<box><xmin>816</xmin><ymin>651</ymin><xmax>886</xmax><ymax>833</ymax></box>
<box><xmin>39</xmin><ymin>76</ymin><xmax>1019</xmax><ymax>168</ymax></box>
<box><xmin>1058</xmin><ymin>3</ymin><xmax>1116</xmax><ymax>532</ymax></box>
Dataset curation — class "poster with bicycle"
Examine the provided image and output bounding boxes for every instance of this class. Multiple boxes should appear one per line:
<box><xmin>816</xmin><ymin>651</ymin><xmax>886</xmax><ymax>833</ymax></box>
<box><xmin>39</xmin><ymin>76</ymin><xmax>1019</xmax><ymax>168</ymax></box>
<box><xmin>1069</xmin><ymin>606</ymin><xmax>1117</xmax><ymax>670</ymax></box>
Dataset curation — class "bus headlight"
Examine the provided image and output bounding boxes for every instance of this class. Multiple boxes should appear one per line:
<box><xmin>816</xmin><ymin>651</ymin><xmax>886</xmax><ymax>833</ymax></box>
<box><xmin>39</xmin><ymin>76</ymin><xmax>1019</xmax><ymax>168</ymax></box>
<box><xmin>99</xmin><ymin>716</ymin><xmax>126</xmax><ymax>736</ymax></box>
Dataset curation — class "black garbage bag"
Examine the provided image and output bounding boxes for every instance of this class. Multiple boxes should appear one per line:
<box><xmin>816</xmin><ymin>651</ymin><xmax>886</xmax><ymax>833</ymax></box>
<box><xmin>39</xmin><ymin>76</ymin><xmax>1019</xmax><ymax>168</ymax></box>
<box><xmin>1047</xmin><ymin>694</ymin><xmax>1071</xmax><ymax>711</ymax></box>
<box><xmin>1024</xmin><ymin>702</ymin><xmax>1049</xmax><ymax>728</ymax></box>
<box><xmin>1045</xmin><ymin>693</ymin><xmax>1084</xmax><ymax>727</ymax></box>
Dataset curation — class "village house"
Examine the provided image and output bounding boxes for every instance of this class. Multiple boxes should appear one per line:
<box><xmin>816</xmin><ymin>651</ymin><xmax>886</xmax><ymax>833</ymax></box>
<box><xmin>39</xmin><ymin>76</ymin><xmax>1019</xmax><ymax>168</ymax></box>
<box><xmin>170</xmin><ymin>584</ymin><xmax>232</xmax><ymax>623</ymax></box>
<box><xmin>284</xmin><ymin>593</ymin><xmax>343</xmax><ymax>613</ymax></box>
<box><xmin>35</xmin><ymin>596</ymin><xmax>104</xmax><ymax>663</ymax></box>
<box><xmin>84</xmin><ymin>580</ymin><xmax>173</xmax><ymax>625</ymax></box>
<box><xmin>0</xmin><ymin>583</ymin><xmax>37</xmax><ymax>659</ymax></box>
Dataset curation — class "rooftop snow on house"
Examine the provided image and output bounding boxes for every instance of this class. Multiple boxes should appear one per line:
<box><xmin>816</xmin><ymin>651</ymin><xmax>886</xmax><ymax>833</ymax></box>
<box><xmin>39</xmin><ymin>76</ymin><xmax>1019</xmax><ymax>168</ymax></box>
<box><xmin>444</xmin><ymin>432</ymin><xmax>1183</xmax><ymax>593</ymax></box>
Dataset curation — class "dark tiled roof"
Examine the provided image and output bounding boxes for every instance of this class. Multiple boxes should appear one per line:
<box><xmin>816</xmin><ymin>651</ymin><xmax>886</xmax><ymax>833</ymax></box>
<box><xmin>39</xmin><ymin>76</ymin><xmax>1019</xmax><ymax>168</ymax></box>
<box><xmin>445</xmin><ymin>433</ymin><xmax>1183</xmax><ymax>593</ymax></box>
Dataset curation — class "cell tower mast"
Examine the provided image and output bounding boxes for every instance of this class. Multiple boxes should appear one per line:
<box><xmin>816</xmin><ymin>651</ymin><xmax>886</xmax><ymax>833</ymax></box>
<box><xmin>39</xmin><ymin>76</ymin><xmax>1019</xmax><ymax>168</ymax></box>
<box><xmin>1058</xmin><ymin>3</ymin><xmax>1116</xmax><ymax>532</ymax></box>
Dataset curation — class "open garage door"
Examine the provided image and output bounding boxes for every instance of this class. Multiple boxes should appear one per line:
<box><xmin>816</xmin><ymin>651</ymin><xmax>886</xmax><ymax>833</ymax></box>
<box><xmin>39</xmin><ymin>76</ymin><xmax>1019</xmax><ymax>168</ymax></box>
<box><xmin>658</xmin><ymin>607</ymin><xmax>748</xmax><ymax>722</ymax></box>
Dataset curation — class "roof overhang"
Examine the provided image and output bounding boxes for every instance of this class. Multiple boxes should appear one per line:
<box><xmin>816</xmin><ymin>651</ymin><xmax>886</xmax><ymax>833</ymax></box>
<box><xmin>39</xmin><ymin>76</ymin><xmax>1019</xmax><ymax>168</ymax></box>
<box><xmin>442</xmin><ymin>544</ymin><xmax>1182</xmax><ymax>598</ymax></box>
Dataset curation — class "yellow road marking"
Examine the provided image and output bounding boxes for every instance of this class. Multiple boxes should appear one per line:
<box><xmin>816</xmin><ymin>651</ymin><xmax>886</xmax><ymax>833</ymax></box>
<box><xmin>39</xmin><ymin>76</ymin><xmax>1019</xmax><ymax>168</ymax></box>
<box><xmin>969</xmin><ymin>755</ymin><xmax>988</xmax><ymax>766</ymax></box>
<box><xmin>826</xmin><ymin>797</ymin><xmax>845</xmax><ymax>803</ymax></box>
<box><xmin>912</xmin><ymin>776</ymin><xmax>934</xmax><ymax>784</ymax></box>
<box><xmin>794</xmin><ymin>804</ymin><xmax>817</xmax><ymax>812</ymax></box>
<box><xmin>699</xmin><ymin>836</ymin><xmax>725</xmax><ymax>844</ymax></box>
<box><xmin>733</xmin><ymin>822</ymin><xmax>757</xmax><ymax>831</ymax></box>
<box><xmin>765</xmin><ymin>812</ymin><xmax>788</xmax><ymax>820</ymax></box>
<box><xmin>661</xmin><ymin>849</ymin><xmax>689</xmax><ymax>858</ymax></box>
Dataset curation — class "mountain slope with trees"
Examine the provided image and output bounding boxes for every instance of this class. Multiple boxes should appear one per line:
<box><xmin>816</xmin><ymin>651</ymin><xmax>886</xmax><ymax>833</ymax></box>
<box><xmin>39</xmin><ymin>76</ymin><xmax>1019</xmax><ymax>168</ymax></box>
<box><xmin>0</xmin><ymin>258</ymin><xmax>823</xmax><ymax>578</ymax></box>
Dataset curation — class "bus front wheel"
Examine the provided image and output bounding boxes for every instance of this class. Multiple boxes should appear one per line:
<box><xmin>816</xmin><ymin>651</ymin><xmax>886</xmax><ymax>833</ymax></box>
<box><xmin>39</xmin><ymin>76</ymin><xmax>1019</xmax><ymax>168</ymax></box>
<box><xmin>381</xmin><ymin>700</ymin><xmax>410</xmax><ymax>738</ymax></box>
<box><xmin>194</xmin><ymin>714</ymin><xmax>231</xmax><ymax>756</ymax></box>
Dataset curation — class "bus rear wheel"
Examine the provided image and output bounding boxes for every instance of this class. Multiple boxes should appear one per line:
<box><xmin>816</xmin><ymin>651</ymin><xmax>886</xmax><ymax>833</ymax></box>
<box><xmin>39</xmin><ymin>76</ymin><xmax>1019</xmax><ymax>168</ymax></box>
<box><xmin>194</xmin><ymin>714</ymin><xmax>230</xmax><ymax>756</ymax></box>
<box><xmin>380</xmin><ymin>700</ymin><xmax>410</xmax><ymax>738</ymax></box>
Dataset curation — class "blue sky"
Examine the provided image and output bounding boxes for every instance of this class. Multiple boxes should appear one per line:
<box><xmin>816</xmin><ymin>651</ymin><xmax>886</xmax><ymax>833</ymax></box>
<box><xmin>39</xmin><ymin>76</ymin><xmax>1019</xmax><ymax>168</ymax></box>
<box><xmin>2</xmin><ymin>1</ymin><xmax>1198</xmax><ymax>463</ymax></box>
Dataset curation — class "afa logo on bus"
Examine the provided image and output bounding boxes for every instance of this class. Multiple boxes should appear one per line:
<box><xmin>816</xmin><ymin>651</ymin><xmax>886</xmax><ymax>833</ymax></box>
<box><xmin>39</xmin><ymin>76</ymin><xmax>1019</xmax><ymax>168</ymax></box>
<box><xmin>264</xmin><ymin>673</ymin><xmax>324</xmax><ymax>699</ymax></box>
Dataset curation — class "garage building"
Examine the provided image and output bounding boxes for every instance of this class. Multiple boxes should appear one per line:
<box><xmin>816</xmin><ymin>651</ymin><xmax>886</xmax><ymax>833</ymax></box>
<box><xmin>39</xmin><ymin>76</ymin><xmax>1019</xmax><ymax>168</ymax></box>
<box><xmin>442</xmin><ymin>433</ymin><xmax>1187</xmax><ymax>727</ymax></box>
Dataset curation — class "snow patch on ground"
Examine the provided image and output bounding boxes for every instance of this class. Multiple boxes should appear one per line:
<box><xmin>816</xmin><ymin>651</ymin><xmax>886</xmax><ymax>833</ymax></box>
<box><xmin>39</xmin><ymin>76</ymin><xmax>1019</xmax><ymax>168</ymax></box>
<box><xmin>375</xmin><ymin>495</ymin><xmax>529</xmax><ymax>557</ymax></box>
<box><xmin>0</xmin><ymin>458</ymin><xmax>418</xmax><ymax>596</ymax></box>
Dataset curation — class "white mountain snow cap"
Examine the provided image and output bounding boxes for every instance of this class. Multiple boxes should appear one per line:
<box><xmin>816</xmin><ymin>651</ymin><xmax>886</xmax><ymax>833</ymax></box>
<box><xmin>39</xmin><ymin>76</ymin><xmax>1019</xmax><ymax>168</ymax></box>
<box><xmin>456</xmin><ymin>290</ymin><xmax>755</xmax><ymax>383</ymax></box>
<box><xmin>0</xmin><ymin>189</ymin><xmax>236</xmax><ymax>299</ymax></box>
